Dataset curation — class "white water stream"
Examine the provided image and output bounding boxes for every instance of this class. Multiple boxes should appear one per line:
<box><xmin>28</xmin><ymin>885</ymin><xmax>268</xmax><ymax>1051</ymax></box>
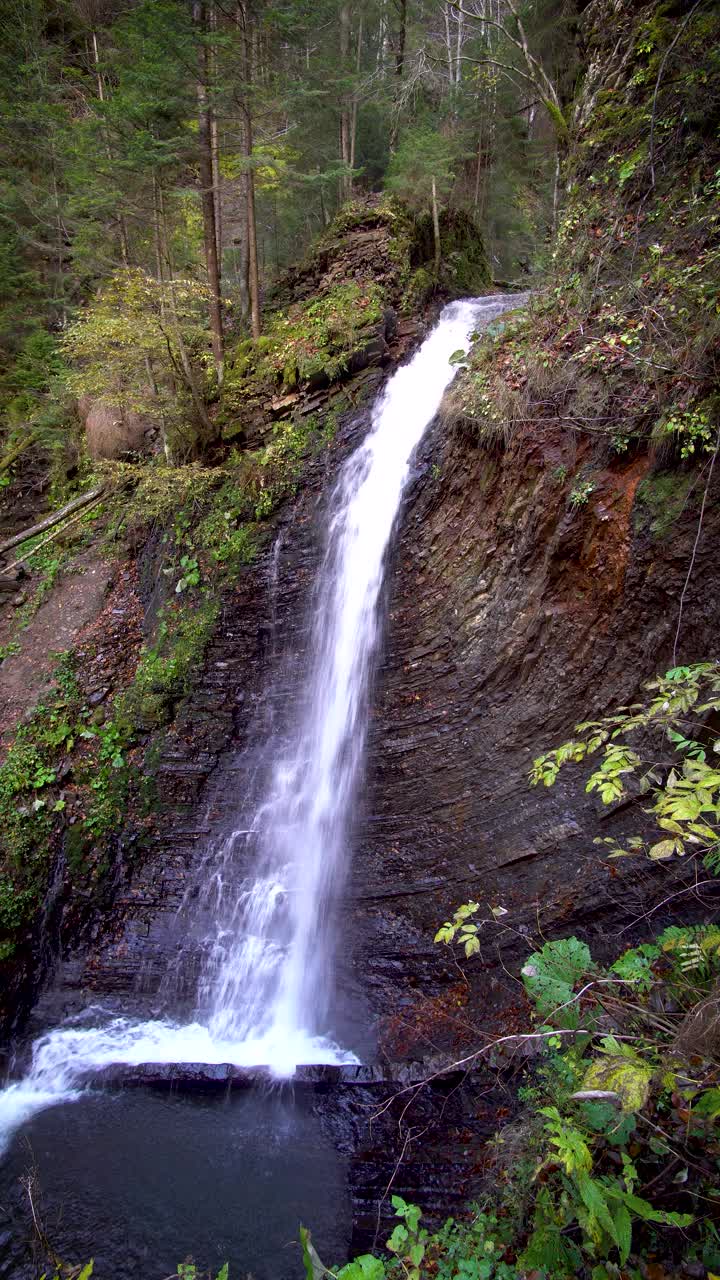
<box><xmin>0</xmin><ymin>294</ymin><xmax>523</xmax><ymax>1155</ymax></box>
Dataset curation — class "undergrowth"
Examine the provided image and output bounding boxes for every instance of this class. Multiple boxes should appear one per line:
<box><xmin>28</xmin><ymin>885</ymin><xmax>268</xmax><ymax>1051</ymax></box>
<box><xmin>443</xmin><ymin>0</ymin><xmax>720</xmax><ymax>514</ymax></box>
<box><xmin>0</xmin><ymin>377</ymin><xmax>349</xmax><ymax>979</ymax></box>
<box><xmin>312</xmin><ymin>662</ymin><xmax>720</xmax><ymax>1280</ymax></box>
<box><xmin>221</xmin><ymin>279</ymin><xmax>385</xmax><ymax>422</ymax></box>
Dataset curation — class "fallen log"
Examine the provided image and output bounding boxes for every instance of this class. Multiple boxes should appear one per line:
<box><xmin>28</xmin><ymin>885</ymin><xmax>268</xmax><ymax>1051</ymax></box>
<box><xmin>2</xmin><ymin>493</ymin><xmax>106</xmax><ymax>575</ymax></box>
<box><xmin>0</xmin><ymin>486</ymin><xmax>105</xmax><ymax>560</ymax></box>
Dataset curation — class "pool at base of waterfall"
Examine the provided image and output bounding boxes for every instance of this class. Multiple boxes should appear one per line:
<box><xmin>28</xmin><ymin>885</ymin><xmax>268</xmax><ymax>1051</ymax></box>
<box><xmin>0</xmin><ymin>1087</ymin><xmax>351</xmax><ymax>1280</ymax></box>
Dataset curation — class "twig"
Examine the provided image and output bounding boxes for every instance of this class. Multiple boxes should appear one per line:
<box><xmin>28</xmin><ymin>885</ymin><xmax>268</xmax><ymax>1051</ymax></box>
<box><xmin>618</xmin><ymin>876</ymin><xmax>719</xmax><ymax>935</ymax></box>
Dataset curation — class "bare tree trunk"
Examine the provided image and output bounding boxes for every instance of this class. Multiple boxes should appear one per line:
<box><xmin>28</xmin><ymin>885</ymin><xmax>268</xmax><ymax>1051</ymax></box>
<box><xmin>90</xmin><ymin>31</ymin><xmax>130</xmax><ymax>265</ymax></box>
<box><xmin>209</xmin><ymin>1</ymin><xmax>222</xmax><ymax>266</ymax></box>
<box><xmin>339</xmin><ymin>3</ymin><xmax>352</xmax><ymax>202</ymax></box>
<box><xmin>552</xmin><ymin>145</ymin><xmax>561</xmax><ymax>233</ymax></box>
<box><xmin>237</xmin><ymin>1</ymin><xmax>261</xmax><ymax>337</ymax></box>
<box><xmin>394</xmin><ymin>0</ymin><xmax>406</xmax><ymax>77</ymax></box>
<box><xmin>473</xmin><ymin>130</ymin><xmax>483</xmax><ymax>212</ymax></box>
<box><xmin>50</xmin><ymin>154</ymin><xmax>66</xmax><ymax>326</ymax></box>
<box><xmin>443</xmin><ymin>3</ymin><xmax>453</xmax><ymax>84</ymax></box>
<box><xmin>193</xmin><ymin>0</ymin><xmax>224</xmax><ymax>386</ymax></box>
<box><xmin>431</xmin><ymin>176</ymin><xmax>441</xmax><ymax>278</ymax></box>
<box><xmin>454</xmin><ymin>3</ymin><xmax>464</xmax><ymax>84</ymax></box>
<box><xmin>0</xmin><ymin>487</ymin><xmax>105</xmax><ymax>559</ymax></box>
<box><xmin>155</xmin><ymin>178</ymin><xmax>214</xmax><ymax>453</ymax></box>
<box><xmin>388</xmin><ymin>0</ymin><xmax>406</xmax><ymax>154</ymax></box>
<box><xmin>349</xmin><ymin>12</ymin><xmax>363</xmax><ymax>188</ymax></box>
<box><xmin>235</xmin><ymin>133</ymin><xmax>250</xmax><ymax>321</ymax></box>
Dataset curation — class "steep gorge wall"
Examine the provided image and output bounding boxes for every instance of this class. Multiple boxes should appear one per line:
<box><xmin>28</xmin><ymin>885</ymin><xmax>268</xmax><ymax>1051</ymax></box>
<box><xmin>350</xmin><ymin>0</ymin><xmax>720</xmax><ymax>1045</ymax></box>
<box><xmin>354</xmin><ymin>407</ymin><xmax>720</xmax><ymax>1044</ymax></box>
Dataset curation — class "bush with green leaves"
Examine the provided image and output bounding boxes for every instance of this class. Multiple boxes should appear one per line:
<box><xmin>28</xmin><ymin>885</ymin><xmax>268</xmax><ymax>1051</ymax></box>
<box><xmin>321</xmin><ymin>918</ymin><xmax>719</xmax><ymax>1280</ymax></box>
<box><xmin>530</xmin><ymin>662</ymin><xmax>720</xmax><ymax>872</ymax></box>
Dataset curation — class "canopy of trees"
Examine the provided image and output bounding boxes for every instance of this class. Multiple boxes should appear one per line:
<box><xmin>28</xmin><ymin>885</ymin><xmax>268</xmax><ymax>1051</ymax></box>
<box><xmin>0</xmin><ymin>0</ymin><xmax>575</xmax><ymax>462</ymax></box>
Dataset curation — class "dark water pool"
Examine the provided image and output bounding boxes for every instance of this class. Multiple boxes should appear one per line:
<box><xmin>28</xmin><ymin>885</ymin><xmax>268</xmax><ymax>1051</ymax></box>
<box><xmin>0</xmin><ymin>1087</ymin><xmax>351</xmax><ymax>1279</ymax></box>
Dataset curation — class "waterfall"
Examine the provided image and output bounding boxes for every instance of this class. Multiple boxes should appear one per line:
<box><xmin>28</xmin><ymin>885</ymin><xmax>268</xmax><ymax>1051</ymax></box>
<box><xmin>0</xmin><ymin>294</ymin><xmax>523</xmax><ymax>1153</ymax></box>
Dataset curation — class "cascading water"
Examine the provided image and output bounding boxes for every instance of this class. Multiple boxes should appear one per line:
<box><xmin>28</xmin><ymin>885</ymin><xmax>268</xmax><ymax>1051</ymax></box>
<box><xmin>0</xmin><ymin>294</ymin><xmax>524</xmax><ymax>1155</ymax></box>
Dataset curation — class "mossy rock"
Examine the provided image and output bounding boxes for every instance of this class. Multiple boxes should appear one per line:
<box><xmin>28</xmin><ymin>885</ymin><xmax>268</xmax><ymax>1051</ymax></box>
<box><xmin>412</xmin><ymin>208</ymin><xmax>492</xmax><ymax>297</ymax></box>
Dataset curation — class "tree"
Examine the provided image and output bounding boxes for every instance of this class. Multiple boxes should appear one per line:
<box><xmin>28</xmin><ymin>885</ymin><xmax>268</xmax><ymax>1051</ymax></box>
<box><xmin>193</xmin><ymin>0</ymin><xmax>224</xmax><ymax>382</ymax></box>
<box><xmin>385</xmin><ymin>125</ymin><xmax>459</xmax><ymax>273</ymax></box>
<box><xmin>63</xmin><ymin>270</ymin><xmax>213</xmax><ymax>460</ymax></box>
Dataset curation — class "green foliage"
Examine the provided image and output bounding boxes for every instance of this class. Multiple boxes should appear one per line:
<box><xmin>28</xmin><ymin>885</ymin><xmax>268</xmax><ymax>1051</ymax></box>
<box><xmin>334</xmin><ymin>913</ymin><xmax>717</xmax><ymax>1280</ymax></box>
<box><xmin>435</xmin><ymin>900</ymin><xmax>509</xmax><ymax>957</ymax></box>
<box><xmin>385</xmin><ymin>126</ymin><xmax>459</xmax><ymax>212</ymax></box>
<box><xmin>521</xmin><ymin>937</ymin><xmax>593</xmax><ymax>1028</ymax></box>
<box><xmin>63</xmin><ymin>269</ymin><xmax>211</xmax><ymax>458</ymax></box>
<box><xmin>530</xmin><ymin>662</ymin><xmax>720</xmax><ymax>873</ymax></box>
<box><xmin>176</xmin><ymin>1263</ymin><xmax>228</xmax><ymax>1280</ymax></box>
<box><xmin>657</xmin><ymin>406</ymin><xmax>717</xmax><ymax>460</ymax></box>
<box><xmin>0</xmin><ymin>588</ymin><xmax>220</xmax><ymax>957</ymax></box>
<box><xmin>0</xmin><ymin>330</ymin><xmax>71</xmax><ymax>463</ymax></box>
<box><xmin>223</xmin><ymin>281</ymin><xmax>385</xmax><ymax>406</ymax></box>
<box><xmin>568</xmin><ymin>479</ymin><xmax>595</xmax><ymax>510</ymax></box>
<box><xmin>435</xmin><ymin>900</ymin><xmax>482</xmax><ymax>956</ymax></box>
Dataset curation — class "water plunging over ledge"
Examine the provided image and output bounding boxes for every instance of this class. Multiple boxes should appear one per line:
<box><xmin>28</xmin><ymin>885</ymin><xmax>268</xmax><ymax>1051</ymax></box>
<box><xmin>0</xmin><ymin>295</ymin><xmax>525</xmax><ymax>1161</ymax></box>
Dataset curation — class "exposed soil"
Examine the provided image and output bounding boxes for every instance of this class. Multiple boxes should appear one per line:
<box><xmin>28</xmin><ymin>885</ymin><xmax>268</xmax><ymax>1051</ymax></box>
<box><xmin>0</xmin><ymin>549</ymin><xmax>115</xmax><ymax>749</ymax></box>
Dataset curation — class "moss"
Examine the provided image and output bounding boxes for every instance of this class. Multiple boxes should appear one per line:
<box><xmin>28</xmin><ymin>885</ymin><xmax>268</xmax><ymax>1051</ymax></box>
<box><xmin>221</xmin><ymin>279</ymin><xmax>386</xmax><ymax>414</ymax></box>
<box><xmin>402</xmin><ymin>267</ymin><xmax>434</xmax><ymax>313</ymax></box>
<box><xmin>412</xmin><ymin>207</ymin><xmax>492</xmax><ymax>297</ymax></box>
<box><xmin>634</xmin><ymin>469</ymin><xmax>697</xmax><ymax>538</ymax></box>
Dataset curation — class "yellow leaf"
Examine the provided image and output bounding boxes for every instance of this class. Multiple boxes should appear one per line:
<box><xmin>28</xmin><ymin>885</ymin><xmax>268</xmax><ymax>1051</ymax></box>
<box><xmin>583</xmin><ymin>1055</ymin><xmax>652</xmax><ymax>1112</ymax></box>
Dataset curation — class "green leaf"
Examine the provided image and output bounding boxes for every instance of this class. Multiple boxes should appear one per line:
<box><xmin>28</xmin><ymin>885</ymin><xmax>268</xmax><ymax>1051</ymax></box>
<box><xmin>692</xmin><ymin>1087</ymin><xmax>720</xmax><ymax>1121</ymax></box>
<box><xmin>649</xmin><ymin>838</ymin><xmax>677</xmax><ymax>860</ymax></box>
<box><xmin>337</xmin><ymin>1256</ymin><xmax>386</xmax><ymax>1280</ymax></box>
<box><xmin>521</xmin><ymin>937</ymin><xmax>592</xmax><ymax>1026</ymax></box>
<box><xmin>612</xmin><ymin>1202</ymin><xmax>632</xmax><ymax>1263</ymax></box>
<box><xmin>576</xmin><ymin>1171</ymin><xmax>618</xmax><ymax>1244</ymax></box>
<box><xmin>387</xmin><ymin>1225</ymin><xmax>408</xmax><ymax>1253</ymax></box>
<box><xmin>622</xmin><ymin>1192</ymin><xmax>692</xmax><ymax>1227</ymax></box>
<box><xmin>299</xmin><ymin>1227</ymin><xmax>325</xmax><ymax>1280</ymax></box>
<box><xmin>78</xmin><ymin>1265</ymin><xmax>94</xmax><ymax>1280</ymax></box>
<box><xmin>214</xmin><ymin>1267</ymin><xmax>229</xmax><ymax>1280</ymax></box>
<box><xmin>583</xmin><ymin>1053</ymin><xmax>652</xmax><ymax>1112</ymax></box>
<box><xmin>610</xmin><ymin>943</ymin><xmax>659</xmax><ymax>992</ymax></box>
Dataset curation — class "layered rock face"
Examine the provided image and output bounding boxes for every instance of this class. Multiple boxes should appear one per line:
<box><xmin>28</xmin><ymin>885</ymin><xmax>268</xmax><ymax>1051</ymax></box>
<box><xmin>353</xmin><ymin>417</ymin><xmax>720</xmax><ymax>1042</ymax></box>
<box><xmin>30</xmin><ymin>352</ymin><xmax>720</xmax><ymax>1057</ymax></box>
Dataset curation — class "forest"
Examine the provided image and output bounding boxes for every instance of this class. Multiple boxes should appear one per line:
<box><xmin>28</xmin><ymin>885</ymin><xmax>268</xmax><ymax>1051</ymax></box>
<box><xmin>0</xmin><ymin>0</ymin><xmax>719</xmax><ymax>1278</ymax></box>
<box><xmin>0</xmin><ymin>0</ymin><xmax>570</xmax><ymax>465</ymax></box>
